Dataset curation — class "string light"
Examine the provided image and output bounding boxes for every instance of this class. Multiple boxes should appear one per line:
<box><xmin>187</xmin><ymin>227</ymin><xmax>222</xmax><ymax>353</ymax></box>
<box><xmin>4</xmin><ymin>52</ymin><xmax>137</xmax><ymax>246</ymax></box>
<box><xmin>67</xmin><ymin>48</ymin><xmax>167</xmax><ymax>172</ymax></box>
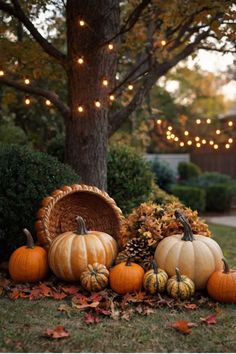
<box><xmin>206</xmin><ymin>119</ymin><xmax>211</xmax><ymax>124</ymax></box>
<box><xmin>180</xmin><ymin>142</ymin><xmax>185</xmax><ymax>147</ymax></box>
<box><xmin>25</xmin><ymin>98</ymin><xmax>30</xmax><ymax>105</ymax></box>
<box><xmin>167</xmin><ymin>126</ymin><xmax>173</xmax><ymax>131</ymax></box>
<box><xmin>209</xmin><ymin>140</ymin><xmax>214</xmax><ymax>145</ymax></box>
<box><xmin>196</xmin><ymin>119</ymin><xmax>201</xmax><ymax>124</ymax></box>
<box><xmin>77</xmin><ymin>105</ymin><xmax>84</xmax><ymax>113</ymax></box>
<box><xmin>161</xmin><ymin>40</ymin><xmax>166</xmax><ymax>46</ymax></box>
<box><xmin>45</xmin><ymin>99</ymin><xmax>51</xmax><ymax>106</ymax></box>
<box><xmin>187</xmin><ymin>140</ymin><xmax>192</xmax><ymax>145</ymax></box>
<box><xmin>225</xmin><ymin>143</ymin><xmax>230</xmax><ymax>149</ymax></box>
<box><xmin>156</xmin><ymin>119</ymin><xmax>162</xmax><ymax>125</ymax></box>
<box><xmin>166</xmin><ymin>131</ymin><xmax>171</xmax><ymax>136</ymax></box>
<box><xmin>79</xmin><ymin>20</ymin><xmax>85</xmax><ymax>27</ymax></box>
<box><xmin>195</xmin><ymin>136</ymin><xmax>200</xmax><ymax>142</ymax></box>
<box><xmin>202</xmin><ymin>139</ymin><xmax>207</xmax><ymax>144</ymax></box>
<box><xmin>214</xmin><ymin>144</ymin><xmax>219</xmax><ymax>150</ymax></box>
<box><xmin>128</xmin><ymin>83</ymin><xmax>133</xmax><ymax>91</ymax></box>
<box><xmin>167</xmin><ymin>136</ymin><xmax>171</xmax><ymax>140</ymax></box>
<box><xmin>77</xmin><ymin>57</ymin><xmax>84</xmax><ymax>65</ymax></box>
<box><xmin>174</xmin><ymin>137</ymin><xmax>179</xmax><ymax>142</ymax></box>
<box><xmin>228</xmin><ymin>138</ymin><xmax>233</xmax><ymax>143</ymax></box>
<box><xmin>196</xmin><ymin>143</ymin><xmax>201</xmax><ymax>148</ymax></box>
<box><xmin>109</xmin><ymin>94</ymin><xmax>115</xmax><ymax>101</ymax></box>
<box><xmin>95</xmin><ymin>100</ymin><xmax>101</xmax><ymax>108</ymax></box>
<box><xmin>228</xmin><ymin>121</ymin><xmax>233</xmax><ymax>127</ymax></box>
<box><xmin>184</xmin><ymin>130</ymin><xmax>189</xmax><ymax>136</ymax></box>
<box><xmin>0</xmin><ymin>70</ymin><xmax>4</xmax><ymax>76</ymax></box>
<box><xmin>216</xmin><ymin>129</ymin><xmax>221</xmax><ymax>135</ymax></box>
<box><xmin>170</xmin><ymin>134</ymin><xmax>175</xmax><ymax>139</ymax></box>
<box><xmin>102</xmin><ymin>79</ymin><xmax>108</xmax><ymax>87</ymax></box>
<box><xmin>108</xmin><ymin>43</ymin><xmax>114</xmax><ymax>50</ymax></box>
<box><xmin>24</xmin><ymin>78</ymin><xmax>30</xmax><ymax>85</ymax></box>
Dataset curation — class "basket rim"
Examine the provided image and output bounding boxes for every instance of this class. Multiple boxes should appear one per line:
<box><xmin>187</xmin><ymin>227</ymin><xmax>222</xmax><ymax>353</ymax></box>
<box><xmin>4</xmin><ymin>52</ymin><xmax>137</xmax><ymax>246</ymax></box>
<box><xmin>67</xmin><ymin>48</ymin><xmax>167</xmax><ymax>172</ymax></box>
<box><xmin>35</xmin><ymin>184</ymin><xmax>124</xmax><ymax>247</ymax></box>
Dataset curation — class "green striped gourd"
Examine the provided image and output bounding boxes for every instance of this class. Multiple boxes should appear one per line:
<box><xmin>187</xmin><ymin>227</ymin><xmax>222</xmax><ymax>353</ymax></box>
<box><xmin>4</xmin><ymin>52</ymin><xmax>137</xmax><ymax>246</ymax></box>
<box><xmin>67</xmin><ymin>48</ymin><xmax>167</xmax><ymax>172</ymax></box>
<box><xmin>167</xmin><ymin>267</ymin><xmax>195</xmax><ymax>300</ymax></box>
<box><xmin>143</xmin><ymin>260</ymin><xmax>168</xmax><ymax>294</ymax></box>
<box><xmin>80</xmin><ymin>263</ymin><xmax>109</xmax><ymax>292</ymax></box>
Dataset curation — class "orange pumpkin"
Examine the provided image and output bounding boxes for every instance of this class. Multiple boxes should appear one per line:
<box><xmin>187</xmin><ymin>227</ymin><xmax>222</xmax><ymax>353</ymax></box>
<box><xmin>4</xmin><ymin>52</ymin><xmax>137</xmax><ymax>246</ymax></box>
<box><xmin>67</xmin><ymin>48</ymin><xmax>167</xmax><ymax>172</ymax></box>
<box><xmin>109</xmin><ymin>259</ymin><xmax>144</xmax><ymax>294</ymax></box>
<box><xmin>48</xmin><ymin>216</ymin><xmax>118</xmax><ymax>281</ymax></box>
<box><xmin>9</xmin><ymin>229</ymin><xmax>49</xmax><ymax>282</ymax></box>
<box><xmin>207</xmin><ymin>258</ymin><xmax>236</xmax><ymax>303</ymax></box>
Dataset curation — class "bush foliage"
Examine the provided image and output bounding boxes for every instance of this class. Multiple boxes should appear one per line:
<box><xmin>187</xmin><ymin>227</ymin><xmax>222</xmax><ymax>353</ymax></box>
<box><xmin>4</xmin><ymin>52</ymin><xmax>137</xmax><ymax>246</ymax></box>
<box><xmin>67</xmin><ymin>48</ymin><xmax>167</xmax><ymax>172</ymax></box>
<box><xmin>107</xmin><ymin>145</ymin><xmax>155</xmax><ymax>214</ymax></box>
<box><xmin>205</xmin><ymin>184</ymin><xmax>235</xmax><ymax>212</ymax></box>
<box><xmin>171</xmin><ymin>185</ymin><xmax>206</xmax><ymax>212</ymax></box>
<box><xmin>178</xmin><ymin>161</ymin><xmax>202</xmax><ymax>181</ymax></box>
<box><xmin>150</xmin><ymin>158</ymin><xmax>176</xmax><ymax>192</ymax></box>
<box><xmin>0</xmin><ymin>145</ymin><xmax>79</xmax><ymax>259</ymax></box>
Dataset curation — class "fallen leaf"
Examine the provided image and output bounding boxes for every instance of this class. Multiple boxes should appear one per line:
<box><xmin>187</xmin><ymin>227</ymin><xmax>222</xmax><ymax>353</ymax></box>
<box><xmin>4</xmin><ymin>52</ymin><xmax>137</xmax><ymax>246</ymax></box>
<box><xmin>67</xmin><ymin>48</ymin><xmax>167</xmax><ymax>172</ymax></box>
<box><xmin>200</xmin><ymin>314</ymin><xmax>217</xmax><ymax>325</ymax></box>
<box><xmin>184</xmin><ymin>303</ymin><xmax>198</xmax><ymax>310</ymax></box>
<box><xmin>110</xmin><ymin>300</ymin><xmax>120</xmax><ymax>320</ymax></box>
<box><xmin>43</xmin><ymin>325</ymin><xmax>70</xmax><ymax>339</ymax></box>
<box><xmin>95</xmin><ymin>308</ymin><xmax>111</xmax><ymax>316</ymax></box>
<box><xmin>39</xmin><ymin>283</ymin><xmax>53</xmax><ymax>297</ymax></box>
<box><xmin>83</xmin><ymin>313</ymin><xmax>101</xmax><ymax>325</ymax></box>
<box><xmin>8</xmin><ymin>289</ymin><xmax>21</xmax><ymax>300</ymax></box>
<box><xmin>143</xmin><ymin>307</ymin><xmax>155</xmax><ymax>316</ymax></box>
<box><xmin>52</xmin><ymin>291</ymin><xmax>67</xmax><ymax>300</ymax></box>
<box><xmin>29</xmin><ymin>288</ymin><xmax>41</xmax><ymax>301</ymax></box>
<box><xmin>121</xmin><ymin>310</ymin><xmax>133</xmax><ymax>321</ymax></box>
<box><xmin>61</xmin><ymin>285</ymin><xmax>80</xmax><ymax>295</ymax></box>
<box><xmin>135</xmin><ymin>304</ymin><xmax>143</xmax><ymax>314</ymax></box>
<box><xmin>170</xmin><ymin>320</ymin><xmax>197</xmax><ymax>334</ymax></box>
<box><xmin>57</xmin><ymin>304</ymin><xmax>71</xmax><ymax>318</ymax></box>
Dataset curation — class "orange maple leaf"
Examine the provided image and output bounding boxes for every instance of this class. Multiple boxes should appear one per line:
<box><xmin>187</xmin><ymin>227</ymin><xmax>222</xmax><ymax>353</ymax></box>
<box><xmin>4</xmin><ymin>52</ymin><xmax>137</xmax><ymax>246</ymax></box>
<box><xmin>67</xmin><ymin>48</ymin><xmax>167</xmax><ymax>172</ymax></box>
<box><xmin>170</xmin><ymin>320</ymin><xmax>197</xmax><ymax>334</ymax></box>
<box><xmin>43</xmin><ymin>325</ymin><xmax>70</xmax><ymax>339</ymax></box>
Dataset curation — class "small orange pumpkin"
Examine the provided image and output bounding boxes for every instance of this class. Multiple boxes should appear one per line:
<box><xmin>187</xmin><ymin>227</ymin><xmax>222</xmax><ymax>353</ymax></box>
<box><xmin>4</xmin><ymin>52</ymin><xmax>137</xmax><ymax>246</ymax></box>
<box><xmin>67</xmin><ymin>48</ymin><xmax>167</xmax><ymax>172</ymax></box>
<box><xmin>109</xmin><ymin>259</ymin><xmax>144</xmax><ymax>295</ymax></box>
<box><xmin>9</xmin><ymin>229</ymin><xmax>49</xmax><ymax>282</ymax></box>
<box><xmin>207</xmin><ymin>258</ymin><xmax>236</xmax><ymax>303</ymax></box>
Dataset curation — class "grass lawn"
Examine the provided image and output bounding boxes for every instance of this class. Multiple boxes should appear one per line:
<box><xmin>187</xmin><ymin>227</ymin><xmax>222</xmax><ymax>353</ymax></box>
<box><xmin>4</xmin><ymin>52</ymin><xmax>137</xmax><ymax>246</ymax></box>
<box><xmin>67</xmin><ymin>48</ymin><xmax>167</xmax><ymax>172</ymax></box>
<box><xmin>0</xmin><ymin>223</ymin><xmax>236</xmax><ymax>353</ymax></box>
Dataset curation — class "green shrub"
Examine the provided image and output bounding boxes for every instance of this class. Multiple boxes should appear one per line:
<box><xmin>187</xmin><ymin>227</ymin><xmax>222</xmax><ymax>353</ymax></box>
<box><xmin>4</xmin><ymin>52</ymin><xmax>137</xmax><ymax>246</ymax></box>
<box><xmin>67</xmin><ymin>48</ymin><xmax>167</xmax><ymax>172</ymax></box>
<box><xmin>149</xmin><ymin>182</ymin><xmax>180</xmax><ymax>205</ymax></box>
<box><xmin>178</xmin><ymin>161</ymin><xmax>202</xmax><ymax>181</ymax></box>
<box><xmin>205</xmin><ymin>183</ymin><xmax>235</xmax><ymax>212</ymax></box>
<box><xmin>0</xmin><ymin>122</ymin><xmax>30</xmax><ymax>146</ymax></box>
<box><xmin>0</xmin><ymin>145</ymin><xmax>79</xmax><ymax>259</ymax></box>
<box><xmin>150</xmin><ymin>158</ymin><xmax>176</xmax><ymax>192</ymax></box>
<box><xmin>193</xmin><ymin>171</ymin><xmax>234</xmax><ymax>188</ymax></box>
<box><xmin>171</xmin><ymin>185</ymin><xmax>206</xmax><ymax>212</ymax></box>
<box><xmin>47</xmin><ymin>134</ymin><xmax>65</xmax><ymax>163</ymax></box>
<box><xmin>107</xmin><ymin>145</ymin><xmax>155</xmax><ymax>215</ymax></box>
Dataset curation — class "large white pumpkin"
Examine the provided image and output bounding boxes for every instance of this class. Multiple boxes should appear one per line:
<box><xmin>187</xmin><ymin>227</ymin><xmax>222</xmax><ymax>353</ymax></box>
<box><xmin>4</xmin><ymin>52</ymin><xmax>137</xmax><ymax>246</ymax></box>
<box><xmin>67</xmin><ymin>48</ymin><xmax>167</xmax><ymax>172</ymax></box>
<box><xmin>154</xmin><ymin>210</ymin><xmax>223</xmax><ymax>289</ymax></box>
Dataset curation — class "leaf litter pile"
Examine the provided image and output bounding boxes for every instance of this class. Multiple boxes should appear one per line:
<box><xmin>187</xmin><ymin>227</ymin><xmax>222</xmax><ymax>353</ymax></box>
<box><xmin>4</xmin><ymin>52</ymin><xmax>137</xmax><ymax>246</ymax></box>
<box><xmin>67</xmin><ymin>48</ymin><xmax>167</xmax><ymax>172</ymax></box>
<box><xmin>0</xmin><ymin>271</ymin><xmax>222</xmax><ymax>338</ymax></box>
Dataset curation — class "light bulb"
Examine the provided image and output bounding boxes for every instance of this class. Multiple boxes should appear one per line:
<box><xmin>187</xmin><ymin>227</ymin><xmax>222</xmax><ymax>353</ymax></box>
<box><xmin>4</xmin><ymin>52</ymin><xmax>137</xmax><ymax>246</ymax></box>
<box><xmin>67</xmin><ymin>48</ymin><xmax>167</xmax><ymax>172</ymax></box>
<box><xmin>161</xmin><ymin>40</ymin><xmax>166</xmax><ymax>46</ymax></box>
<box><xmin>228</xmin><ymin>138</ymin><xmax>233</xmax><ymax>143</ymax></box>
<box><xmin>78</xmin><ymin>105</ymin><xmax>84</xmax><ymax>113</ymax></box>
<box><xmin>77</xmin><ymin>57</ymin><xmax>84</xmax><ymax>65</ymax></box>
<box><xmin>202</xmin><ymin>139</ymin><xmax>206</xmax><ymax>144</ymax></box>
<box><xmin>187</xmin><ymin>140</ymin><xmax>192</xmax><ymax>145</ymax></box>
<box><xmin>166</xmin><ymin>131</ymin><xmax>171</xmax><ymax>136</ymax></box>
<box><xmin>25</xmin><ymin>98</ymin><xmax>30</xmax><ymax>105</ymax></box>
<box><xmin>214</xmin><ymin>144</ymin><xmax>218</xmax><ymax>149</ymax></box>
<box><xmin>24</xmin><ymin>78</ymin><xmax>30</xmax><ymax>85</ymax></box>
<box><xmin>209</xmin><ymin>140</ymin><xmax>214</xmax><ymax>145</ymax></box>
<box><xmin>225</xmin><ymin>144</ymin><xmax>230</xmax><ymax>149</ymax></box>
<box><xmin>79</xmin><ymin>20</ymin><xmax>85</xmax><ymax>27</ymax></box>
<box><xmin>167</xmin><ymin>136</ymin><xmax>171</xmax><ymax>140</ymax></box>
<box><xmin>196</xmin><ymin>119</ymin><xmax>201</xmax><ymax>124</ymax></box>
<box><xmin>167</xmin><ymin>126</ymin><xmax>173</xmax><ymax>131</ymax></box>
<box><xmin>228</xmin><ymin>121</ymin><xmax>233</xmax><ymax>127</ymax></box>
<box><xmin>174</xmin><ymin>137</ymin><xmax>179</xmax><ymax>142</ymax></box>
<box><xmin>108</xmin><ymin>43</ymin><xmax>114</xmax><ymax>50</ymax></box>
<box><xmin>156</xmin><ymin>119</ymin><xmax>162</xmax><ymax>125</ymax></box>
<box><xmin>45</xmin><ymin>99</ymin><xmax>51</xmax><ymax>106</ymax></box>
<box><xmin>180</xmin><ymin>142</ymin><xmax>185</xmax><ymax>147</ymax></box>
<box><xmin>95</xmin><ymin>100</ymin><xmax>101</xmax><ymax>108</ymax></box>
<box><xmin>206</xmin><ymin>119</ymin><xmax>211</xmax><ymax>124</ymax></box>
<box><xmin>196</xmin><ymin>143</ymin><xmax>201</xmax><ymax>148</ymax></box>
<box><xmin>109</xmin><ymin>94</ymin><xmax>115</xmax><ymax>101</ymax></box>
<box><xmin>216</xmin><ymin>129</ymin><xmax>221</xmax><ymax>135</ymax></box>
<box><xmin>102</xmin><ymin>79</ymin><xmax>108</xmax><ymax>86</ymax></box>
<box><xmin>195</xmin><ymin>136</ymin><xmax>200</xmax><ymax>142</ymax></box>
<box><xmin>128</xmin><ymin>84</ymin><xmax>133</xmax><ymax>91</ymax></box>
<box><xmin>0</xmin><ymin>70</ymin><xmax>4</xmax><ymax>76</ymax></box>
<box><xmin>170</xmin><ymin>134</ymin><xmax>175</xmax><ymax>139</ymax></box>
<box><xmin>184</xmin><ymin>131</ymin><xmax>189</xmax><ymax>136</ymax></box>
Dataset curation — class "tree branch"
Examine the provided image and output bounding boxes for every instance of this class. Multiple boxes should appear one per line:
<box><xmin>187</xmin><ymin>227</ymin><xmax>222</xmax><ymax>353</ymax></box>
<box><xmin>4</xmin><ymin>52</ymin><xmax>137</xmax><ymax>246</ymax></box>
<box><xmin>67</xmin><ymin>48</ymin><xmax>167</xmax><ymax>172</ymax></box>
<box><xmin>0</xmin><ymin>76</ymin><xmax>70</xmax><ymax>119</ymax></box>
<box><xmin>108</xmin><ymin>29</ymin><xmax>211</xmax><ymax>136</ymax></box>
<box><xmin>0</xmin><ymin>0</ymin><xmax>66</xmax><ymax>66</ymax></box>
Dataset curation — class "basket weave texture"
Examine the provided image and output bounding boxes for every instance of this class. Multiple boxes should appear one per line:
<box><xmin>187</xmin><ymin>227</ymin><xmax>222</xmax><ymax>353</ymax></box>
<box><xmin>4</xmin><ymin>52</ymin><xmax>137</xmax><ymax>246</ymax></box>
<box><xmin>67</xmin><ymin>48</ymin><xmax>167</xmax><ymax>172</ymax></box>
<box><xmin>35</xmin><ymin>184</ymin><xmax>124</xmax><ymax>248</ymax></box>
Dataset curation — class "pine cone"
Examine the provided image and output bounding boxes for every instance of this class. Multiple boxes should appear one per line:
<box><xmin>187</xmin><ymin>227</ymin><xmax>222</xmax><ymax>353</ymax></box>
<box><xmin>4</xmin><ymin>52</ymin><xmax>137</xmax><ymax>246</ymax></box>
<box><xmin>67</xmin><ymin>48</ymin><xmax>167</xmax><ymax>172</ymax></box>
<box><xmin>124</xmin><ymin>236</ymin><xmax>153</xmax><ymax>262</ymax></box>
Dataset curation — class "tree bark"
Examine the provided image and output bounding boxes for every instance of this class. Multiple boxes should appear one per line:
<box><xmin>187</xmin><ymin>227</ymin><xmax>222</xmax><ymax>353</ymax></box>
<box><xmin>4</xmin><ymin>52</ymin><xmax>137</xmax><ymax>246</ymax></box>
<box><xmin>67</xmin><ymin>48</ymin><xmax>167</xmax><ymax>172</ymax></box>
<box><xmin>65</xmin><ymin>0</ymin><xmax>120</xmax><ymax>190</ymax></box>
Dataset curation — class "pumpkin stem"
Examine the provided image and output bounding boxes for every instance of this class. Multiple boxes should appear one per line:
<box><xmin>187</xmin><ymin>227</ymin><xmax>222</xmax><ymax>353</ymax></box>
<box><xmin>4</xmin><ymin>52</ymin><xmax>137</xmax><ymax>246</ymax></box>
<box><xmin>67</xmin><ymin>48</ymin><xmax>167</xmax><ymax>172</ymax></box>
<box><xmin>175</xmin><ymin>267</ymin><xmax>182</xmax><ymax>282</ymax></box>
<box><xmin>152</xmin><ymin>259</ymin><xmax>158</xmax><ymax>274</ymax></box>
<box><xmin>23</xmin><ymin>228</ymin><xmax>34</xmax><ymax>249</ymax></box>
<box><xmin>75</xmin><ymin>216</ymin><xmax>88</xmax><ymax>235</ymax></box>
<box><xmin>175</xmin><ymin>210</ymin><xmax>195</xmax><ymax>242</ymax></box>
<box><xmin>125</xmin><ymin>257</ymin><xmax>132</xmax><ymax>266</ymax></box>
<box><xmin>222</xmin><ymin>257</ymin><xmax>230</xmax><ymax>274</ymax></box>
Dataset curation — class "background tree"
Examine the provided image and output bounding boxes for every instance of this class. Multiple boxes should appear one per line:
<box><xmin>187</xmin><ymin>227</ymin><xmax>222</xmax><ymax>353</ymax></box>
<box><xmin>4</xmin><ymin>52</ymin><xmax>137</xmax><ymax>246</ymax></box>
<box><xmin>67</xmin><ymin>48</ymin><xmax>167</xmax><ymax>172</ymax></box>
<box><xmin>0</xmin><ymin>0</ymin><xmax>235</xmax><ymax>189</ymax></box>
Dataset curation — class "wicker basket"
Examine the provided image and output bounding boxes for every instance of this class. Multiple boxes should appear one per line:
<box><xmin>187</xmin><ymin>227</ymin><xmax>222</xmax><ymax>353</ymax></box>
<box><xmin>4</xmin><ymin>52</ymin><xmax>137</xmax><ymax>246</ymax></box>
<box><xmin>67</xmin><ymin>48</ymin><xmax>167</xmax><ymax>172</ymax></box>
<box><xmin>35</xmin><ymin>184</ymin><xmax>124</xmax><ymax>248</ymax></box>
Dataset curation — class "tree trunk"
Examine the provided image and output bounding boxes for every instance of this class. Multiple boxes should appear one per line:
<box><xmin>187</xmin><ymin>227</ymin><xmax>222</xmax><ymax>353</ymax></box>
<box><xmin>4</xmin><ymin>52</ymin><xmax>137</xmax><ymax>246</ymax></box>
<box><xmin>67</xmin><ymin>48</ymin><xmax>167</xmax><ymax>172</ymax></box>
<box><xmin>65</xmin><ymin>0</ymin><xmax>120</xmax><ymax>190</ymax></box>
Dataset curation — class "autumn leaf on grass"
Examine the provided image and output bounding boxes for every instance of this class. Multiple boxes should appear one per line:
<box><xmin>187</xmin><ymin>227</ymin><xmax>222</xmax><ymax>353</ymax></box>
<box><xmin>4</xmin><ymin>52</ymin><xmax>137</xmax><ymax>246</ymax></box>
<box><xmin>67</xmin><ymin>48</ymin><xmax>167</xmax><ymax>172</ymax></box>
<box><xmin>29</xmin><ymin>288</ymin><xmax>41</xmax><ymax>301</ymax></box>
<box><xmin>52</xmin><ymin>291</ymin><xmax>67</xmax><ymax>300</ymax></box>
<box><xmin>8</xmin><ymin>289</ymin><xmax>21</xmax><ymax>300</ymax></box>
<box><xmin>72</xmin><ymin>294</ymin><xmax>100</xmax><ymax>310</ymax></box>
<box><xmin>83</xmin><ymin>313</ymin><xmax>101</xmax><ymax>325</ymax></box>
<box><xmin>200</xmin><ymin>314</ymin><xmax>217</xmax><ymax>325</ymax></box>
<box><xmin>143</xmin><ymin>307</ymin><xmax>155</xmax><ymax>316</ymax></box>
<box><xmin>61</xmin><ymin>285</ymin><xmax>80</xmax><ymax>295</ymax></box>
<box><xmin>43</xmin><ymin>326</ymin><xmax>70</xmax><ymax>339</ymax></box>
<box><xmin>58</xmin><ymin>304</ymin><xmax>71</xmax><ymax>318</ymax></box>
<box><xmin>95</xmin><ymin>307</ymin><xmax>111</xmax><ymax>316</ymax></box>
<box><xmin>110</xmin><ymin>300</ymin><xmax>120</xmax><ymax>320</ymax></box>
<box><xmin>170</xmin><ymin>320</ymin><xmax>197</xmax><ymax>335</ymax></box>
<box><xmin>38</xmin><ymin>283</ymin><xmax>53</xmax><ymax>297</ymax></box>
<box><xmin>184</xmin><ymin>303</ymin><xmax>198</xmax><ymax>310</ymax></box>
